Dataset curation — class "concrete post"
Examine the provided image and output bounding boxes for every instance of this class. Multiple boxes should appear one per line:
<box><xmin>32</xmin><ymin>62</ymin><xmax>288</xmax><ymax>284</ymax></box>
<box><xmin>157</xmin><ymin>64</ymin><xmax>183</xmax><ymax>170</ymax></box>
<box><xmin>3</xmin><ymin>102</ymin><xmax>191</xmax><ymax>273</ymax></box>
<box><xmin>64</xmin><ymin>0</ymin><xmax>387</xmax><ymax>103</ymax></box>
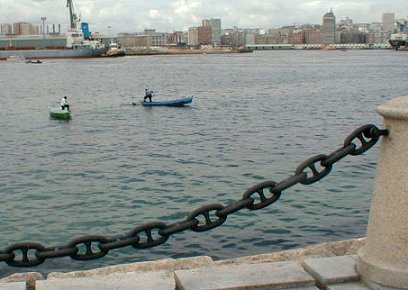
<box><xmin>357</xmin><ymin>96</ymin><xmax>408</xmax><ymax>289</ymax></box>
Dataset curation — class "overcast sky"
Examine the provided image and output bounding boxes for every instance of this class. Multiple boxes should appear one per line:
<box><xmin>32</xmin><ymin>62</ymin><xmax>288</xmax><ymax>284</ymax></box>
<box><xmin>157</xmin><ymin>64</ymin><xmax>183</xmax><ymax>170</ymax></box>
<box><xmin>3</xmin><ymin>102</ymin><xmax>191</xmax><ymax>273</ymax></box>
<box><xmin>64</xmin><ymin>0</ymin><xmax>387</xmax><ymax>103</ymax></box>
<box><xmin>0</xmin><ymin>0</ymin><xmax>406</xmax><ymax>34</ymax></box>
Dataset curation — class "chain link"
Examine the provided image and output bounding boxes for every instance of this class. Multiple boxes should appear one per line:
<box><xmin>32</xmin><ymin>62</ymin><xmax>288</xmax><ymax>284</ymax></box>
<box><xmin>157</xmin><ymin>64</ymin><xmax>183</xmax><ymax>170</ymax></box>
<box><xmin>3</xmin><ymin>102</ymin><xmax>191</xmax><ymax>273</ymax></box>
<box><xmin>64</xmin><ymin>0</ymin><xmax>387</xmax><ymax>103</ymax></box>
<box><xmin>4</xmin><ymin>243</ymin><xmax>46</xmax><ymax>267</ymax></box>
<box><xmin>295</xmin><ymin>154</ymin><xmax>333</xmax><ymax>185</ymax></box>
<box><xmin>188</xmin><ymin>204</ymin><xmax>227</xmax><ymax>232</ymax></box>
<box><xmin>321</xmin><ymin>145</ymin><xmax>356</xmax><ymax>167</ymax></box>
<box><xmin>344</xmin><ymin>124</ymin><xmax>387</xmax><ymax>155</ymax></box>
<box><xmin>98</xmin><ymin>235</ymin><xmax>140</xmax><ymax>252</ymax></box>
<box><xmin>0</xmin><ymin>124</ymin><xmax>388</xmax><ymax>267</ymax></box>
<box><xmin>128</xmin><ymin>222</ymin><xmax>169</xmax><ymax>249</ymax></box>
<box><xmin>0</xmin><ymin>252</ymin><xmax>14</xmax><ymax>263</ymax></box>
<box><xmin>159</xmin><ymin>219</ymin><xmax>199</xmax><ymax>236</ymax></box>
<box><xmin>36</xmin><ymin>246</ymin><xmax>77</xmax><ymax>260</ymax></box>
<box><xmin>216</xmin><ymin>199</ymin><xmax>254</xmax><ymax>217</ymax></box>
<box><xmin>67</xmin><ymin>236</ymin><xmax>110</xmax><ymax>261</ymax></box>
<box><xmin>242</xmin><ymin>181</ymin><xmax>281</xmax><ymax>210</ymax></box>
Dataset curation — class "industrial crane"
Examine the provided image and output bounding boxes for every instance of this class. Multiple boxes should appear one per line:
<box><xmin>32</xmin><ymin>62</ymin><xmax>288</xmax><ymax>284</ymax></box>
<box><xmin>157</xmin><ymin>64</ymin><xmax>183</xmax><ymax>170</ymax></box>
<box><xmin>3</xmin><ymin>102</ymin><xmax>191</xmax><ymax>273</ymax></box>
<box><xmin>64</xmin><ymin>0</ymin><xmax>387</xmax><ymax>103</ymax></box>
<box><xmin>66</xmin><ymin>0</ymin><xmax>78</xmax><ymax>29</ymax></box>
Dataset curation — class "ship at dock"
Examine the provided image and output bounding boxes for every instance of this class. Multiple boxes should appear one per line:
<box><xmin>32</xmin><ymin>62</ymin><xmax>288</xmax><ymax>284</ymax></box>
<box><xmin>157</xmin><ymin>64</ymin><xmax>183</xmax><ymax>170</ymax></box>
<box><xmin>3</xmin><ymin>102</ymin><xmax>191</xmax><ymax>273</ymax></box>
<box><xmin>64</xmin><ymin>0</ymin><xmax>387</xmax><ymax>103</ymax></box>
<box><xmin>389</xmin><ymin>19</ymin><xmax>408</xmax><ymax>50</ymax></box>
<box><xmin>0</xmin><ymin>0</ymin><xmax>106</xmax><ymax>60</ymax></box>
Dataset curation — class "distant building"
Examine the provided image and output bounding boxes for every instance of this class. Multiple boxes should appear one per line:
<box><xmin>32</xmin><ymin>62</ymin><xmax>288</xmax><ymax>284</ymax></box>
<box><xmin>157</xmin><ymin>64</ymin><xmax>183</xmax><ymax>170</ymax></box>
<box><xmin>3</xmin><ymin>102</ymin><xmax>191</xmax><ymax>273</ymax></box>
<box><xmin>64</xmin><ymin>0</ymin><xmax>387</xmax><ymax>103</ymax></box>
<box><xmin>303</xmin><ymin>25</ymin><xmax>321</xmax><ymax>44</ymax></box>
<box><xmin>369</xmin><ymin>22</ymin><xmax>390</xmax><ymax>44</ymax></box>
<box><xmin>188</xmin><ymin>27</ymin><xmax>199</xmax><ymax>46</ymax></box>
<box><xmin>321</xmin><ymin>10</ymin><xmax>336</xmax><ymax>44</ymax></box>
<box><xmin>255</xmin><ymin>34</ymin><xmax>282</xmax><ymax>44</ymax></box>
<box><xmin>395</xmin><ymin>19</ymin><xmax>407</xmax><ymax>33</ymax></box>
<box><xmin>117</xmin><ymin>31</ymin><xmax>169</xmax><ymax>47</ymax></box>
<box><xmin>340</xmin><ymin>28</ymin><xmax>367</xmax><ymax>43</ymax></box>
<box><xmin>202</xmin><ymin>18</ymin><xmax>222</xmax><ymax>45</ymax></box>
<box><xmin>245</xmin><ymin>34</ymin><xmax>255</xmax><ymax>45</ymax></box>
<box><xmin>1</xmin><ymin>24</ymin><xmax>12</xmax><ymax>35</ymax></box>
<box><xmin>258</xmin><ymin>26</ymin><xmax>295</xmax><ymax>44</ymax></box>
<box><xmin>288</xmin><ymin>30</ymin><xmax>305</xmax><ymax>44</ymax></box>
<box><xmin>118</xmin><ymin>35</ymin><xmax>153</xmax><ymax>47</ymax></box>
<box><xmin>221</xmin><ymin>29</ymin><xmax>247</xmax><ymax>47</ymax></box>
<box><xmin>382</xmin><ymin>13</ymin><xmax>395</xmax><ymax>32</ymax></box>
<box><xmin>166</xmin><ymin>31</ymin><xmax>186</xmax><ymax>45</ymax></box>
<box><xmin>12</xmin><ymin>22</ymin><xmax>38</xmax><ymax>35</ymax></box>
<box><xmin>144</xmin><ymin>29</ymin><xmax>156</xmax><ymax>36</ymax></box>
<box><xmin>188</xmin><ymin>26</ymin><xmax>212</xmax><ymax>46</ymax></box>
<box><xmin>339</xmin><ymin>17</ymin><xmax>353</xmax><ymax>26</ymax></box>
<box><xmin>198</xmin><ymin>26</ymin><xmax>212</xmax><ymax>45</ymax></box>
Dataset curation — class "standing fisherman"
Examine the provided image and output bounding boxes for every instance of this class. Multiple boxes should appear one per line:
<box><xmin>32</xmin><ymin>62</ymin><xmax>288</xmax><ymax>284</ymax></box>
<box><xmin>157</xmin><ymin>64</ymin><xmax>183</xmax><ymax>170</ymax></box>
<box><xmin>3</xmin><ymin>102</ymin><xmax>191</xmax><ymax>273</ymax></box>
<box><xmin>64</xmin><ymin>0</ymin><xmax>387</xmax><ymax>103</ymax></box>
<box><xmin>61</xmin><ymin>96</ymin><xmax>70</xmax><ymax>111</ymax></box>
<box><xmin>144</xmin><ymin>89</ymin><xmax>154</xmax><ymax>102</ymax></box>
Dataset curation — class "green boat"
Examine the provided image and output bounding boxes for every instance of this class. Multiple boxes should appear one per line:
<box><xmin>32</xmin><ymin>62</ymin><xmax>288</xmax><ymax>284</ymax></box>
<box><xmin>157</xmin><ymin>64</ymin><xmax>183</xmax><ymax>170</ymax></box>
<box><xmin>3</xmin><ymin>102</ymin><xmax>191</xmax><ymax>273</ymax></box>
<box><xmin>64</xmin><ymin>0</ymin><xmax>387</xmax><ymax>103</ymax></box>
<box><xmin>50</xmin><ymin>108</ymin><xmax>71</xmax><ymax>120</ymax></box>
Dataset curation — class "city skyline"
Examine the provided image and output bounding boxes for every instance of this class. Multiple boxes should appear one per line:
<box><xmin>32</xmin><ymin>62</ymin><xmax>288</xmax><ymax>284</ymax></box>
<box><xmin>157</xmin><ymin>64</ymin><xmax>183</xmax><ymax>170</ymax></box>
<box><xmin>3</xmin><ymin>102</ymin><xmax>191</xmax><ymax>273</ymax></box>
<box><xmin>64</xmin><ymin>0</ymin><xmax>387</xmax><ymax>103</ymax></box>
<box><xmin>0</xmin><ymin>0</ymin><xmax>407</xmax><ymax>34</ymax></box>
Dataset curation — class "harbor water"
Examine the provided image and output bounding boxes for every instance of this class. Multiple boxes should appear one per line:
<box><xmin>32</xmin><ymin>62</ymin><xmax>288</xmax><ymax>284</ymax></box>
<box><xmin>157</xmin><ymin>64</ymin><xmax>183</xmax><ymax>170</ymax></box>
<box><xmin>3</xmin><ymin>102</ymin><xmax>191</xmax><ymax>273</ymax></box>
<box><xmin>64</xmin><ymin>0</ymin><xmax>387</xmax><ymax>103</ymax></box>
<box><xmin>0</xmin><ymin>50</ymin><xmax>407</xmax><ymax>275</ymax></box>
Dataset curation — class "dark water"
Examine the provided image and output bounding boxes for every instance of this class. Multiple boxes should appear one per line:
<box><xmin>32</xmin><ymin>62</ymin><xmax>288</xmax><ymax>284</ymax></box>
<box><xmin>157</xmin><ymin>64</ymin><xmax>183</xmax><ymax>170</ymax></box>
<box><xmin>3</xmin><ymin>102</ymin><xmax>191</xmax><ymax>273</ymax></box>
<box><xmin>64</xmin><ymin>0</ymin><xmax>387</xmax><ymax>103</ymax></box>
<box><xmin>0</xmin><ymin>50</ymin><xmax>407</xmax><ymax>275</ymax></box>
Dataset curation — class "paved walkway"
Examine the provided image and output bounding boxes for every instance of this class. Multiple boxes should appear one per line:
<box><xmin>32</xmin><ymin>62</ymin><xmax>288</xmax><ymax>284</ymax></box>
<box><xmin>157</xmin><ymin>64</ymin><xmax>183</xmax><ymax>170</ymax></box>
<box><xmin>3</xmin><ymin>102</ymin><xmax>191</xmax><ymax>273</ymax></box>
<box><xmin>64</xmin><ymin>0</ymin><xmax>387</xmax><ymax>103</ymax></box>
<box><xmin>0</xmin><ymin>238</ymin><xmax>376</xmax><ymax>290</ymax></box>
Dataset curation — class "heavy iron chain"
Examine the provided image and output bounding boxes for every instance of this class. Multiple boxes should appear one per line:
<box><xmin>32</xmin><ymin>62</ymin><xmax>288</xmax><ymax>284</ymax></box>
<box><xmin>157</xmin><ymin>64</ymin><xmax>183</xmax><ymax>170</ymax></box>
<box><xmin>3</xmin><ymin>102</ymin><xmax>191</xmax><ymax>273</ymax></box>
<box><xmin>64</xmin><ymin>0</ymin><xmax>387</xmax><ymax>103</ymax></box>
<box><xmin>0</xmin><ymin>124</ymin><xmax>388</xmax><ymax>267</ymax></box>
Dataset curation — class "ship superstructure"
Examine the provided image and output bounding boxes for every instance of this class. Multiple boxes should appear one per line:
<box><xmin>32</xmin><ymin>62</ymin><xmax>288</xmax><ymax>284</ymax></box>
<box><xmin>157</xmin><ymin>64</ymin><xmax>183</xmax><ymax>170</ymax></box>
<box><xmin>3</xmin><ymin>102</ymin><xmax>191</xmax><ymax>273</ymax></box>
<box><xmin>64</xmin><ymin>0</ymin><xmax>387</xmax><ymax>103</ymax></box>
<box><xmin>389</xmin><ymin>19</ymin><xmax>408</xmax><ymax>50</ymax></box>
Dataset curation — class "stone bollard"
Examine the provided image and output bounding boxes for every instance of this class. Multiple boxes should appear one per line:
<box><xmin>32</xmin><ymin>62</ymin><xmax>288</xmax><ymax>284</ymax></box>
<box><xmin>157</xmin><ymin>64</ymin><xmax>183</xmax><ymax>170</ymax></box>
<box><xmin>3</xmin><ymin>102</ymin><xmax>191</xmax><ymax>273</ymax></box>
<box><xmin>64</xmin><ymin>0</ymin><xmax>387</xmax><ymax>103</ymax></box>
<box><xmin>357</xmin><ymin>96</ymin><xmax>408</xmax><ymax>289</ymax></box>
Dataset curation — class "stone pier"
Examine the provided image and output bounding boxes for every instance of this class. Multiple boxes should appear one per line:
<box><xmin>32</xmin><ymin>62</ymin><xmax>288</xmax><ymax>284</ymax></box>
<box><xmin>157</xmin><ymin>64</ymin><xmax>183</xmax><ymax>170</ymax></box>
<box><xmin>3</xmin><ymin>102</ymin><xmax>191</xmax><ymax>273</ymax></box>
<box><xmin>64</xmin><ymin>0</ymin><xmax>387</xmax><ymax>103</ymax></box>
<box><xmin>357</xmin><ymin>96</ymin><xmax>408</xmax><ymax>289</ymax></box>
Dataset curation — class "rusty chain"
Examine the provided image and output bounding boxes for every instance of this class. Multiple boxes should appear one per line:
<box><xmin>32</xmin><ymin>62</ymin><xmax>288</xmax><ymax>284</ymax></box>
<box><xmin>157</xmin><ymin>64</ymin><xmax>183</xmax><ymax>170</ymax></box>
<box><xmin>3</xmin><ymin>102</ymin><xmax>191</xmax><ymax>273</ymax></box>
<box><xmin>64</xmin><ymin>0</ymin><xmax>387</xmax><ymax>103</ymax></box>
<box><xmin>0</xmin><ymin>124</ymin><xmax>388</xmax><ymax>267</ymax></box>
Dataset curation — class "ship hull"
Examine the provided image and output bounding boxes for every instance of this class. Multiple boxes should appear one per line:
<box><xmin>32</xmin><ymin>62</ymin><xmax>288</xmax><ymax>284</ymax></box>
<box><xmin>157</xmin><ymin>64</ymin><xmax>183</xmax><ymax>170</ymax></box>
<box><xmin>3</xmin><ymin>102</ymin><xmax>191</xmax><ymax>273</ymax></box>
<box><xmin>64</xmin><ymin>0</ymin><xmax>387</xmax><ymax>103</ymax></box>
<box><xmin>388</xmin><ymin>33</ymin><xmax>408</xmax><ymax>50</ymax></box>
<box><xmin>0</xmin><ymin>47</ymin><xmax>106</xmax><ymax>60</ymax></box>
<box><xmin>388</xmin><ymin>41</ymin><xmax>407</xmax><ymax>50</ymax></box>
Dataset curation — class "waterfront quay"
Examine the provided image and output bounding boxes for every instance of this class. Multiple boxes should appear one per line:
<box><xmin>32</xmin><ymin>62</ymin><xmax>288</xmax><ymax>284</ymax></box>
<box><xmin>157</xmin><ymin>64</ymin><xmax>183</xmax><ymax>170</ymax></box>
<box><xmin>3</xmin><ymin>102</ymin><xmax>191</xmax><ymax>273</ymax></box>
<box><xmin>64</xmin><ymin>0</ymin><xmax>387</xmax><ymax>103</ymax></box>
<box><xmin>245</xmin><ymin>43</ymin><xmax>393</xmax><ymax>50</ymax></box>
<box><xmin>0</xmin><ymin>238</ymin><xmax>370</xmax><ymax>290</ymax></box>
<box><xmin>122</xmin><ymin>46</ymin><xmax>249</xmax><ymax>55</ymax></box>
<box><xmin>1</xmin><ymin>96</ymin><xmax>407</xmax><ymax>289</ymax></box>
<box><xmin>121</xmin><ymin>43</ymin><xmax>393</xmax><ymax>56</ymax></box>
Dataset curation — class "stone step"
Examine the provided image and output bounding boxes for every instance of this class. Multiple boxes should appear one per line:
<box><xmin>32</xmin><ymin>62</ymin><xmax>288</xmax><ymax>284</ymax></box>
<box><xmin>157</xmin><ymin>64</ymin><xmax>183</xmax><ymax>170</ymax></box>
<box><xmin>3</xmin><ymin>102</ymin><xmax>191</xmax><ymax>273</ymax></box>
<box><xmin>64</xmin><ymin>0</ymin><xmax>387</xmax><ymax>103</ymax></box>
<box><xmin>0</xmin><ymin>282</ymin><xmax>26</xmax><ymax>290</ymax></box>
<box><xmin>302</xmin><ymin>256</ymin><xmax>360</xmax><ymax>286</ymax></box>
<box><xmin>174</xmin><ymin>261</ymin><xmax>316</xmax><ymax>290</ymax></box>
<box><xmin>327</xmin><ymin>283</ymin><xmax>371</xmax><ymax>290</ymax></box>
<box><xmin>36</xmin><ymin>270</ymin><xmax>174</xmax><ymax>290</ymax></box>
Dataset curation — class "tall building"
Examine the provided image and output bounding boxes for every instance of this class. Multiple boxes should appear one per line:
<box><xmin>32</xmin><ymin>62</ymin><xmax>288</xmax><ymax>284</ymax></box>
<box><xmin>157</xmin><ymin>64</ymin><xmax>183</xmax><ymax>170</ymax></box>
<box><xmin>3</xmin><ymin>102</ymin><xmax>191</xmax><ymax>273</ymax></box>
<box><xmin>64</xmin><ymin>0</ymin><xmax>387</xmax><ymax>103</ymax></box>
<box><xmin>382</xmin><ymin>13</ymin><xmax>395</xmax><ymax>32</ymax></box>
<box><xmin>188</xmin><ymin>27</ymin><xmax>199</xmax><ymax>46</ymax></box>
<box><xmin>321</xmin><ymin>10</ymin><xmax>336</xmax><ymax>44</ymax></box>
<box><xmin>202</xmin><ymin>18</ymin><xmax>222</xmax><ymax>45</ymax></box>
<box><xmin>198</xmin><ymin>26</ymin><xmax>212</xmax><ymax>45</ymax></box>
<box><xmin>188</xmin><ymin>26</ymin><xmax>212</xmax><ymax>46</ymax></box>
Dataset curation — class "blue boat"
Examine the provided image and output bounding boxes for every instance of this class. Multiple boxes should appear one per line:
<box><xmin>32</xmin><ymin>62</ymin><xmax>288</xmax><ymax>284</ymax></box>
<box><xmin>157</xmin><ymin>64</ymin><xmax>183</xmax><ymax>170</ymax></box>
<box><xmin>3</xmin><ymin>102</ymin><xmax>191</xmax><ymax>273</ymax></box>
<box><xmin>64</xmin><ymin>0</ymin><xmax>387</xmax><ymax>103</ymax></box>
<box><xmin>138</xmin><ymin>96</ymin><xmax>193</xmax><ymax>107</ymax></box>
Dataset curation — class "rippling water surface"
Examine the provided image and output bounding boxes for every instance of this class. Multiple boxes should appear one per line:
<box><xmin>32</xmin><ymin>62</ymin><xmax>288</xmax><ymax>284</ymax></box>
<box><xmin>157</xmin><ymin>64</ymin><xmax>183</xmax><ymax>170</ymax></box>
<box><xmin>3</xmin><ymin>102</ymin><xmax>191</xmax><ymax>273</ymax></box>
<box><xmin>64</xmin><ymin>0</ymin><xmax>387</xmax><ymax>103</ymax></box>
<box><xmin>0</xmin><ymin>50</ymin><xmax>407</xmax><ymax>275</ymax></box>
